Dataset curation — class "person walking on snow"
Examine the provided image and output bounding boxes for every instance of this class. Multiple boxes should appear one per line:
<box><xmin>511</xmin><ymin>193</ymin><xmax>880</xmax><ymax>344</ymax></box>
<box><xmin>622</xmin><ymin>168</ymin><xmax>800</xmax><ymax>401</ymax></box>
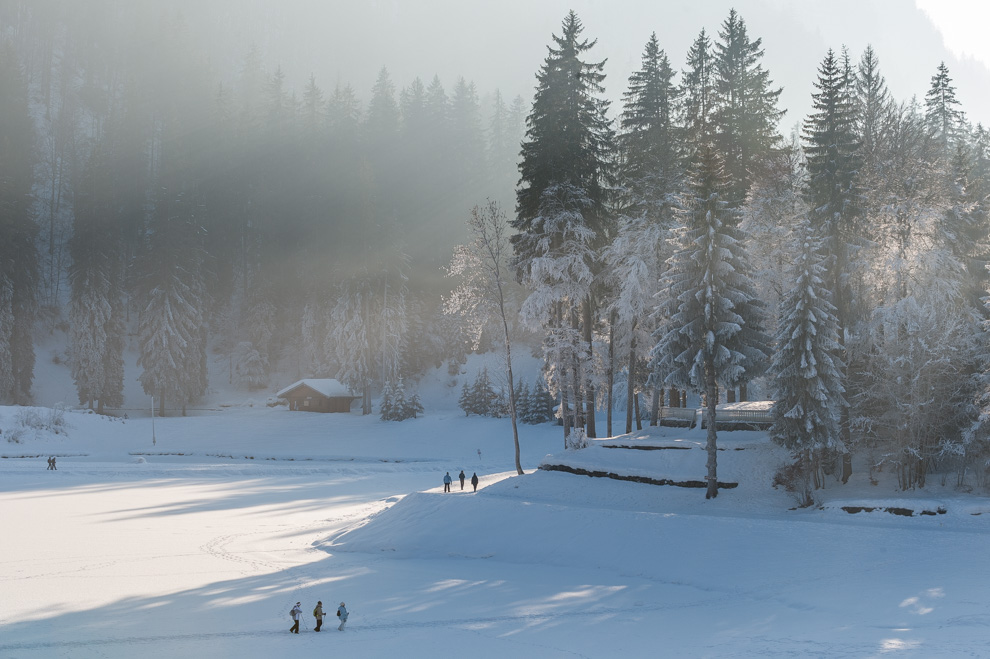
<box><xmin>289</xmin><ymin>602</ymin><xmax>302</xmax><ymax>633</ymax></box>
<box><xmin>443</xmin><ymin>472</ymin><xmax>452</xmax><ymax>493</ymax></box>
<box><xmin>313</xmin><ymin>600</ymin><xmax>324</xmax><ymax>631</ymax></box>
<box><xmin>459</xmin><ymin>470</ymin><xmax>466</xmax><ymax>490</ymax></box>
<box><xmin>471</xmin><ymin>472</ymin><xmax>479</xmax><ymax>492</ymax></box>
<box><xmin>337</xmin><ymin>602</ymin><xmax>349</xmax><ymax>631</ymax></box>
<box><xmin>46</xmin><ymin>457</ymin><xmax>53</xmax><ymax>470</ymax></box>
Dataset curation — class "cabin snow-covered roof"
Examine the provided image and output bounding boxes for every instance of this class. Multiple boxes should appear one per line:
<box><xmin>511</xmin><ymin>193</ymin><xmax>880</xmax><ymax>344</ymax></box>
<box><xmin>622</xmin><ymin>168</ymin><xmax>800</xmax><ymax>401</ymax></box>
<box><xmin>277</xmin><ymin>379</ymin><xmax>353</xmax><ymax>398</ymax></box>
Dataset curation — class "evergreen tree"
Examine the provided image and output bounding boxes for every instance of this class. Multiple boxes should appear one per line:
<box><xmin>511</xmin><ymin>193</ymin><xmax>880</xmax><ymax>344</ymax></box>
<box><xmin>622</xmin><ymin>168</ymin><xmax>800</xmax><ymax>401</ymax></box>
<box><xmin>459</xmin><ymin>380</ymin><xmax>473</xmax><ymax>416</ymax></box>
<box><xmin>330</xmin><ymin>277</ymin><xmax>374</xmax><ymax>414</ymax></box>
<box><xmin>450</xmin><ymin>77</ymin><xmax>485</xmax><ymax>191</ymax></box>
<box><xmin>611</xmin><ymin>32</ymin><xmax>682</xmax><ymax>433</ymax></box>
<box><xmin>512</xmin><ymin>11</ymin><xmax>615</xmax><ymax>440</ymax></box>
<box><xmin>0</xmin><ymin>44</ymin><xmax>39</xmax><ymax>404</ymax></box>
<box><xmin>68</xmin><ymin>146</ymin><xmax>125</xmax><ymax>412</ymax></box>
<box><xmin>770</xmin><ymin>225</ymin><xmax>846</xmax><ymax>498</ymax></box>
<box><xmin>391</xmin><ymin>377</ymin><xmax>408</xmax><ymax>420</ymax></box>
<box><xmin>136</xmin><ymin>195</ymin><xmax>209</xmax><ymax>416</ymax></box>
<box><xmin>679</xmin><ymin>29</ymin><xmax>716</xmax><ymax>161</ymax></box>
<box><xmin>513</xmin><ymin>10</ymin><xmax>615</xmax><ymax>252</ymax></box>
<box><xmin>854</xmin><ymin>45</ymin><xmax>892</xmax><ymax>163</ymax></box>
<box><xmin>403</xmin><ymin>390</ymin><xmax>424</xmax><ymax>420</ymax></box>
<box><xmin>803</xmin><ymin>48</ymin><xmax>862</xmax><ymax>464</ymax></box>
<box><xmin>711</xmin><ymin>9</ymin><xmax>785</xmax><ymax>207</ymax></box>
<box><xmin>380</xmin><ymin>380</ymin><xmax>395</xmax><ymax>420</ymax></box>
<box><xmin>653</xmin><ymin>145</ymin><xmax>769</xmax><ymax>498</ymax></box>
<box><xmin>925</xmin><ymin>62</ymin><xmax>964</xmax><ymax>154</ymax></box>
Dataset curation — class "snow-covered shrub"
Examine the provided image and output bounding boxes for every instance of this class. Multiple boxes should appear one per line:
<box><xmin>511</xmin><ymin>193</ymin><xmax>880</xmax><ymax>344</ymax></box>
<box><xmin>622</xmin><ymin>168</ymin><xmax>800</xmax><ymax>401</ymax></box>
<box><xmin>565</xmin><ymin>427</ymin><xmax>589</xmax><ymax>450</ymax></box>
<box><xmin>10</xmin><ymin>405</ymin><xmax>69</xmax><ymax>440</ymax></box>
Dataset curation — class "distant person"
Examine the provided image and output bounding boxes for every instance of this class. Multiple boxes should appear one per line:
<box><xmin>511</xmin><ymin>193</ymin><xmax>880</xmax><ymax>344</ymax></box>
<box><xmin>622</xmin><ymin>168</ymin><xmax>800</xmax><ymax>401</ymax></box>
<box><xmin>50</xmin><ymin>456</ymin><xmax>56</xmax><ymax>470</ymax></box>
<box><xmin>313</xmin><ymin>600</ymin><xmax>324</xmax><ymax>631</ymax></box>
<box><xmin>337</xmin><ymin>602</ymin><xmax>349</xmax><ymax>631</ymax></box>
<box><xmin>443</xmin><ymin>472</ymin><xmax>452</xmax><ymax>493</ymax></box>
<box><xmin>458</xmin><ymin>470</ymin><xmax>466</xmax><ymax>490</ymax></box>
<box><xmin>46</xmin><ymin>457</ymin><xmax>53</xmax><ymax>470</ymax></box>
<box><xmin>289</xmin><ymin>601</ymin><xmax>302</xmax><ymax>633</ymax></box>
<box><xmin>471</xmin><ymin>472</ymin><xmax>479</xmax><ymax>492</ymax></box>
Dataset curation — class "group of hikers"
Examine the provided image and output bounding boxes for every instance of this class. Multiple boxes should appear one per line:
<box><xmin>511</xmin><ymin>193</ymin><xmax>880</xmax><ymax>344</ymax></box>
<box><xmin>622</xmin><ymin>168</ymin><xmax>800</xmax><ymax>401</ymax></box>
<box><xmin>46</xmin><ymin>456</ymin><xmax>57</xmax><ymax>470</ymax></box>
<box><xmin>443</xmin><ymin>470</ymin><xmax>479</xmax><ymax>493</ymax></box>
<box><xmin>290</xmin><ymin>600</ymin><xmax>347</xmax><ymax>633</ymax></box>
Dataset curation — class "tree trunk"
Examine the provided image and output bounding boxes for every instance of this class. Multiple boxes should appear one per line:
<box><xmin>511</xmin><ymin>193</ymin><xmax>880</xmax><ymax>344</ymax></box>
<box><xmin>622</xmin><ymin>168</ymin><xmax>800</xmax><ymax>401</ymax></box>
<box><xmin>634</xmin><ymin>392</ymin><xmax>642</xmax><ymax>431</ymax></box>
<box><xmin>625</xmin><ymin>335</ymin><xmax>635</xmax><ymax>434</ymax></box>
<box><xmin>582</xmin><ymin>298</ymin><xmax>596</xmax><ymax>439</ymax></box>
<box><xmin>740</xmin><ymin>382</ymin><xmax>748</xmax><ymax>402</ymax></box>
<box><xmin>650</xmin><ymin>387</ymin><xmax>661</xmax><ymax>426</ymax></box>
<box><xmin>705</xmin><ymin>362</ymin><xmax>719</xmax><ymax>499</ymax></box>
<box><xmin>670</xmin><ymin>388</ymin><xmax>679</xmax><ymax>407</ymax></box>
<box><xmin>606</xmin><ymin>314</ymin><xmax>615</xmax><ymax>438</ymax></box>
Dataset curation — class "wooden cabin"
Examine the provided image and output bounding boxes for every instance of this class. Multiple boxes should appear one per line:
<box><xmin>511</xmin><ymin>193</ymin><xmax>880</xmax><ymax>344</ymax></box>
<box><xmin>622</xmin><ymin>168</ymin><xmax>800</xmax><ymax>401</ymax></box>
<box><xmin>277</xmin><ymin>379</ymin><xmax>357</xmax><ymax>413</ymax></box>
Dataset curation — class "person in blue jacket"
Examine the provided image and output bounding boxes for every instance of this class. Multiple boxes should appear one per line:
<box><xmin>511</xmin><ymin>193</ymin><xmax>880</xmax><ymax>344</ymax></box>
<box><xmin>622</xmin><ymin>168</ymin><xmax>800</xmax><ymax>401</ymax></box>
<box><xmin>337</xmin><ymin>602</ymin><xmax>349</xmax><ymax>631</ymax></box>
<box><xmin>443</xmin><ymin>472</ymin><xmax>452</xmax><ymax>493</ymax></box>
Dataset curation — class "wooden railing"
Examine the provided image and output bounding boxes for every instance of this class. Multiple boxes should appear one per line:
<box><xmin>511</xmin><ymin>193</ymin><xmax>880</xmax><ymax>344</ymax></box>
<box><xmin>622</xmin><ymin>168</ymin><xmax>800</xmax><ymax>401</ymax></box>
<box><xmin>700</xmin><ymin>408</ymin><xmax>773</xmax><ymax>428</ymax></box>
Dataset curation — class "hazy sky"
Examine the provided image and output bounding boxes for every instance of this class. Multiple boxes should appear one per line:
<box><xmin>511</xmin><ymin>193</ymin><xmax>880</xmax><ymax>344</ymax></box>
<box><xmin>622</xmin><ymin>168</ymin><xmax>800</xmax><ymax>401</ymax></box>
<box><xmin>177</xmin><ymin>0</ymin><xmax>990</xmax><ymax>129</ymax></box>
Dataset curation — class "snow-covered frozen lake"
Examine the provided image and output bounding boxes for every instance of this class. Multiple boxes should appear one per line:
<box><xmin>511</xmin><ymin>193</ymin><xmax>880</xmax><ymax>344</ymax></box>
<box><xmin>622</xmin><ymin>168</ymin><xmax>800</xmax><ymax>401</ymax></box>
<box><xmin>1</xmin><ymin>405</ymin><xmax>989</xmax><ymax>657</ymax></box>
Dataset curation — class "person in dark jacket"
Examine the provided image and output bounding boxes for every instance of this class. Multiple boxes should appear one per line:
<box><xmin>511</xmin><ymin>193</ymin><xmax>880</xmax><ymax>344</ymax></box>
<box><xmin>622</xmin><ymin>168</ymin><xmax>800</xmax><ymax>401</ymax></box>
<box><xmin>443</xmin><ymin>472</ymin><xmax>452</xmax><ymax>493</ymax></box>
<box><xmin>471</xmin><ymin>472</ymin><xmax>479</xmax><ymax>492</ymax></box>
<box><xmin>313</xmin><ymin>600</ymin><xmax>324</xmax><ymax>631</ymax></box>
<box><xmin>458</xmin><ymin>470</ymin><xmax>466</xmax><ymax>490</ymax></box>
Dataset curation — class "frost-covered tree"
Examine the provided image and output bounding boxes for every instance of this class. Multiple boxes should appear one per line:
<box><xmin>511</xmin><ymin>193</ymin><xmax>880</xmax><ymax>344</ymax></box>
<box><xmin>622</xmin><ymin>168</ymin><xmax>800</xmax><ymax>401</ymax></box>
<box><xmin>135</xmin><ymin>197</ymin><xmax>209</xmax><ymax>416</ymax></box>
<box><xmin>330</xmin><ymin>277</ymin><xmax>374</xmax><ymax>414</ymax></box>
<box><xmin>69</xmin><ymin>147</ymin><xmax>126</xmax><ymax>412</ymax></box>
<box><xmin>653</xmin><ymin>145</ymin><xmax>769</xmax><ymax>498</ymax></box>
<box><xmin>446</xmin><ymin>201</ymin><xmax>524</xmax><ymax>473</ymax></box>
<box><xmin>379</xmin><ymin>380</ymin><xmax>395</xmax><ymax>420</ymax></box>
<box><xmin>516</xmin><ymin>184</ymin><xmax>597</xmax><ymax>442</ymax></box>
<box><xmin>0</xmin><ymin>43</ymin><xmax>39</xmax><ymax>403</ymax></box>
<box><xmin>513</xmin><ymin>12</ymin><xmax>615</xmax><ymax>440</ymax></box>
<box><xmin>770</xmin><ymin>226</ymin><xmax>846</xmax><ymax>497</ymax></box>
<box><xmin>803</xmin><ymin>48</ymin><xmax>862</xmax><ymax>466</ymax></box>
<box><xmin>609</xmin><ymin>32</ymin><xmax>682</xmax><ymax>434</ymax></box>
<box><xmin>925</xmin><ymin>62</ymin><xmax>964</xmax><ymax>155</ymax></box>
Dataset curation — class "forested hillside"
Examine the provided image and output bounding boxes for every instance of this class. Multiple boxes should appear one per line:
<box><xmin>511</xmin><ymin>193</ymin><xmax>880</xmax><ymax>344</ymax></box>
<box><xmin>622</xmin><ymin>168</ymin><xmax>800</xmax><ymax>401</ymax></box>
<box><xmin>2</xmin><ymin>4</ymin><xmax>989</xmax><ymax>492</ymax></box>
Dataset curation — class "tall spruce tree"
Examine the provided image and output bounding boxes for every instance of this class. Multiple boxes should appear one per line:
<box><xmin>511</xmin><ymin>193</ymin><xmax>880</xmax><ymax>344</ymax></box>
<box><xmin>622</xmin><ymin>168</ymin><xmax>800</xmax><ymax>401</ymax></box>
<box><xmin>653</xmin><ymin>145</ymin><xmax>768</xmax><ymax>498</ymax></box>
<box><xmin>770</xmin><ymin>225</ymin><xmax>846</xmax><ymax>498</ymax></box>
<box><xmin>135</xmin><ymin>195</ymin><xmax>209</xmax><ymax>416</ymax></box>
<box><xmin>609</xmin><ymin>32</ymin><xmax>681</xmax><ymax>434</ymax></box>
<box><xmin>802</xmin><ymin>48</ymin><xmax>862</xmax><ymax>470</ymax></box>
<box><xmin>680</xmin><ymin>29</ymin><xmax>716</xmax><ymax>162</ymax></box>
<box><xmin>69</xmin><ymin>145</ymin><xmax>125</xmax><ymax>413</ymax></box>
<box><xmin>712</xmin><ymin>9</ymin><xmax>784</xmax><ymax>207</ymax></box>
<box><xmin>0</xmin><ymin>43</ymin><xmax>39</xmax><ymax>403</ymax></box>
<box><xmin>512</xmin><ymin>11</ymin><xmax>615</xmax><ymax>440</ymax></box>
<box><xmin>925</xmin><ymin>62</ymin><xmax>964</xmax><ymax>155</ymax></box>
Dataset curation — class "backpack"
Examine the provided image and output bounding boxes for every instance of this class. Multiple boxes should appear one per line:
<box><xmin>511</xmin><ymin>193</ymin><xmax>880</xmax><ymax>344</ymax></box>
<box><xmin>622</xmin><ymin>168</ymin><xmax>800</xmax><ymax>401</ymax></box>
<box><xmin>336</xmin><ymin>609</ymin><xmax>341</xmax><ymax>617</ymax></box>
<box><xmin>313</xmin><ymin>607</ymin><xmax>319</xmax><ymax>617</ymax></box>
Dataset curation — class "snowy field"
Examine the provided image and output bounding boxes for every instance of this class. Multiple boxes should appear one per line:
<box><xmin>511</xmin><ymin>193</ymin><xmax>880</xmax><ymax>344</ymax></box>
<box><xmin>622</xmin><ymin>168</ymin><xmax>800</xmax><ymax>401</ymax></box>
<box><xmin>2</xmin><ymin>393</ymin><xmax>990</xmax><ymax>658</ymax></box>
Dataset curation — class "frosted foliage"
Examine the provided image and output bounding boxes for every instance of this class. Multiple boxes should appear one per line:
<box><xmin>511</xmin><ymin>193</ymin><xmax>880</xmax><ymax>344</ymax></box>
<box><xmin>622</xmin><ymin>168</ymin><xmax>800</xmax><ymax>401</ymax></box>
<box><xmin>69</xmin><ymin>280</ymin><xmax>111</xmax><ymax>405</ymax></box>
<box><xmin>137</xmin><ymin>275</ymin><xmax>207</xmax><ymax>407</ymax></box>
<box><xmin>329</xmin><ymin>283</ymin><xmax>370</xmax><ymax>393</ymax></box>
<box><xmin>655</xmin><ymin>167</ymin><xmax>768</xmax><ymax>393</ymax></box>
<box><xmin>517</xmin><ymin>184</ymin><xmax>596</xmax><ymax>334</ymax></box>
<box><xmin>515</xmin><ymin>184</ymin><xmax>597</xmax><ymax>412</ymax></box>
<box><xmin>770</xmin><ymin>228</ymin><xmax>845</xmax><ymax>455</ymax></box>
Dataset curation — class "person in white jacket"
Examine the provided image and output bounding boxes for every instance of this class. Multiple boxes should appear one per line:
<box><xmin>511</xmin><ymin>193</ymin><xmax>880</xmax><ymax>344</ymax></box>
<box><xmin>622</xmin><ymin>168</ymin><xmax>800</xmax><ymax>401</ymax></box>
<box><xmin>290</xmin><ymin>602</ymin><xmax>302</xmax><ymax>633</ymax></box>
<box><xmin>336</xmin><ymin>602</ymin><xmax>349</xmax><ymax>631</ymax></box>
